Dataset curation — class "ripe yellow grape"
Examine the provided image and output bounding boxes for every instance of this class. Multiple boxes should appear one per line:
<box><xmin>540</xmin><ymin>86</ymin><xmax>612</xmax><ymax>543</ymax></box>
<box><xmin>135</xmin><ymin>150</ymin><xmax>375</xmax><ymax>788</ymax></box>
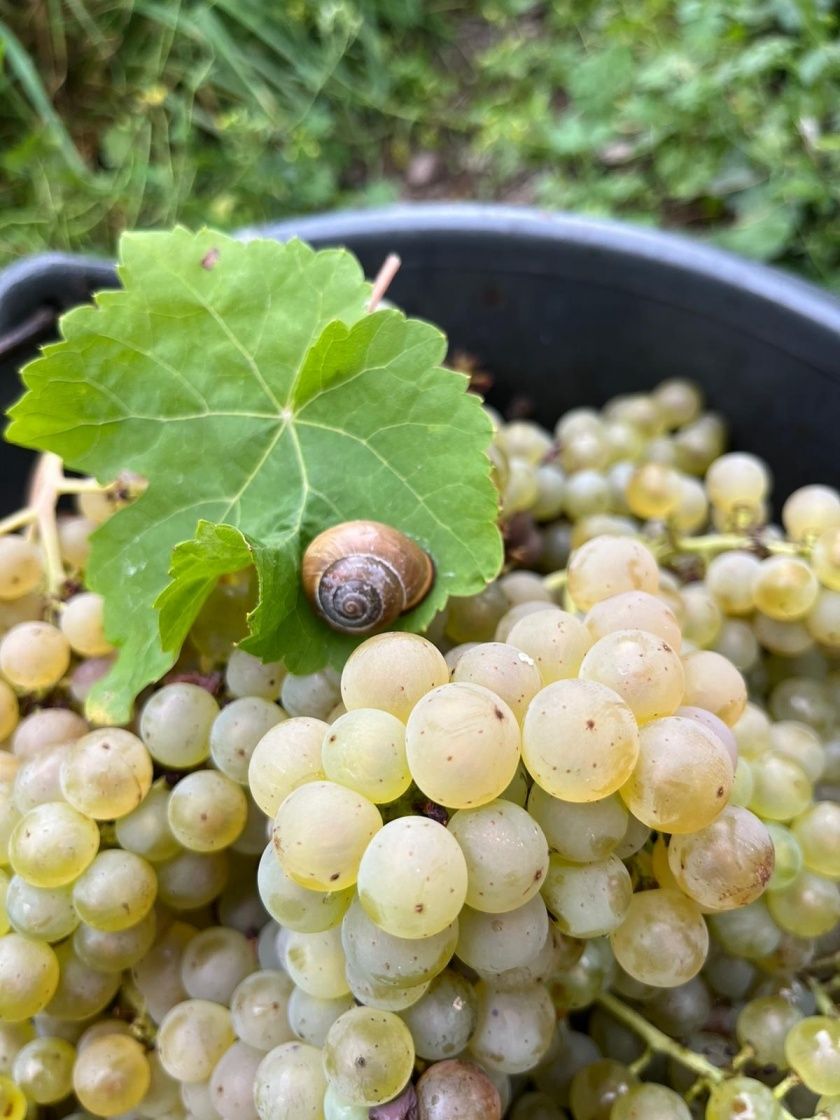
<box><xmin>72</xmin><ymin>849</ymin><xmax>158</xmax><ymax>931</ymax></box>
<box><xmin>0</xmin><ymin>537</ymin><xmax>42</xmax><ymax>601</ymax></box>
<box><xmin>666</xmin><ymin>805</ymin><xmax>774</xmax><ymax>910</ymax></box>
<box><xmin>567</xmin><ymin>536</ymin><xmax>659</xmax><ymax>612</ymax></box>
<box><xmin>506</xmin><ymin>609</ymin><xmax>592</xmax><ymax>685</ymax></box>
<box><xmin>705</xmin><ymin>452</ymin><xmax>770</xmax><ymax>513</ymax></box>
<box><xmin>785</xmin><ymin>1017</ymin><xmax>840</xmax><ymax>1096</ymax></box>
<box><xmin>610</xmin><ymin>888</ymin><xmax>708</xmax><ymax>987</ymax></box>
<box><xmin>782</xmin><ymin>484</ymin><xmax>840</xmax><ymax>542</ymax></box>
<box><xmin>0</xmin><ymin>1076</ymin><xmax>25</xmax><ymax>1120</ymax></box>
<box><xmin>0</xmin><ymin>682</ymin><xmax>18</xmax><ymax>743</ymax></box>
<box><xmin>753</xmin><ymin>555</ymin><xmax>819</xmax><ymax>621</ymax></box>
<box><xmin>0</xmin><ymin>933</ymin><xmax>59</xmax><ymax>1021</ymax></box>
<box><xmin>273</xmin><ymin>780</ymin><xmax>382</xmax><ymax>891</ymax></box>
<box><xmin>705</xmin><ymin>551</ymin><xmax>760</xmax><ymax>616</ymax></box>
<box><xmin>59</xmin><ymin>592</ymin><xmax>113</xmax><ymax>657</ymax></box>
<box><xmin>405</xmin><ymin>683</ymin><xmax>520</xmax><ymax>809</ymax></box>
<box><xmin>340</xmin><ymin>633</ymin><xmax>449</xmax><ymax>721</ymax></box>
<box><xmin>248</xmin><ymin>716</ymin><xmax>327</xmax><ymax>817</ymax></box>
<box><xmin>813</xmin><ymin>527</ymin><xmax>840</xmax><ymax>590</ymax></box>
<box><xmin>625</xmin><ymin>462</ymin><xmax>682</xmax><ymax>519</ymax></box>
<box><xmin>748</xmin><ymin>752</ymin><xmax>812</xmax><ymax>822</ymax></box>
<box><xmin>0</xmin><ymin>622</ymin><xmax>70</xmax><ymax>692</ymax></box>
<box><xmin>584</xmin><ymin>591</ymin><xmax>682</xmax><ymax>651</ymax></box>
<box><xmin>12</xmin><ymin>1036</ymin><xmax>76</xmax><ymax>1103</ymax></box>
<box><xmin>167</xmin><ymin>768</ymin><xmax>248</xmax><ymax>852</ymax></box>
<box><xmin>451</xmin><ymin>641</ymin><xmax>543</xmax><ymax>721</ymax></box>
<box><xmin>60</xmin><ymin>728</ymin><xmax>153</xmax><ymax>820</ymax></box>
<box><xmin>579</xmin><ymin>629</ymin><xmax>685</xmax><ymax>723</ymax></box>
<box><xmin>522</xmin><ymin>678</ymin><xmax>639</xmax><ymax>804</ymax></box>
<box><xmin>620</xmin><ymin>716</ymin><xmax>733</xmax><ymax>834</ymax></box>
<box><xmin>9</xmin><ymin>801</ymin><xmax>100</xmax><ymax>887</ymax></box>
<box><xmin>321</xmin><ymin>708</ymin><xmax>410</xmax><ymax>804</ymax></box>
<box><xmin>681</xmin><ymin>650</ymin><xmax>747</xmax><ymax>726</ymax></box>
<box><xmin>323</xmin><ymin>1007</ymin><xmax>415</xmax><ymax>1106</ymax></box>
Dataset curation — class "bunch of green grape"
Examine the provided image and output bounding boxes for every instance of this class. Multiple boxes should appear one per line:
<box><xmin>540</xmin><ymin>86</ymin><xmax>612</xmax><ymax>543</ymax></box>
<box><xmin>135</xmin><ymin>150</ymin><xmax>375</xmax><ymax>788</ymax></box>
<box><xmin>0</xmin><ymin>380</ymin><xmax>840</xmax><ymax>1120</ymax></box>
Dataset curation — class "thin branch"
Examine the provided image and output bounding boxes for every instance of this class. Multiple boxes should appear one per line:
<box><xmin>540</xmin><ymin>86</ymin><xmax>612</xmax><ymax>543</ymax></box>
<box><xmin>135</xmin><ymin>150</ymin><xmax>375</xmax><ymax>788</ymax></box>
<box><xmin>367</xmin><ymin>253</ymin><xmax>401</xmax><ymax>312</ymax></box>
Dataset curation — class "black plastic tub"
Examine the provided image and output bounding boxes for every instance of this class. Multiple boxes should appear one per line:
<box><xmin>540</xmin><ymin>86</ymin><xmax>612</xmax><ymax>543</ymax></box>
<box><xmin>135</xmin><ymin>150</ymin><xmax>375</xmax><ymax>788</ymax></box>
<box><xmin>2</xmin><ymin>203</ymin><xmax>839</xmax><ymax>507</ymax></box>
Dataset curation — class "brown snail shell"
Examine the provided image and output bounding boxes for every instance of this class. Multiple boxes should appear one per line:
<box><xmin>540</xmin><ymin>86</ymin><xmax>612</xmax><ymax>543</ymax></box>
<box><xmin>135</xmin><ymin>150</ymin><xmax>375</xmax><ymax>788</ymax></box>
<box><xmin>302</xmin><ymin>520</ymin><xmax>434</xmax><ymax>634</ymax></box>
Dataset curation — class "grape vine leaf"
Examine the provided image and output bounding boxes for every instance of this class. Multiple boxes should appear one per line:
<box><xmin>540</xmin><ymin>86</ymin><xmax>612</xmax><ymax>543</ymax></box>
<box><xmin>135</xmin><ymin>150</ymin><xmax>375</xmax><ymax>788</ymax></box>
<box><xmin>7</xmin><ymin>227</ymin><xmax>502</xmax><ymax>724</ymax></box>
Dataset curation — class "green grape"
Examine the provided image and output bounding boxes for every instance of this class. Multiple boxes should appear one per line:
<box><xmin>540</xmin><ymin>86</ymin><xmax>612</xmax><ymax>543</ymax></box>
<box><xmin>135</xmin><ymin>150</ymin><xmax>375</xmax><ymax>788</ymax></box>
<box><xmin>452</xmin><ymin>641</ymin><xmax>543</xmax><ymax>721</ymax></box>
<box><xmin>342</xmin><ymin>895</ymin><xmax>457</xmax><ymax>988</ymax></box>
<box><xmin>447</xmin><ymin>799</ymin><xmax>549</xmax><ymax>913</ymax></box>
<box><xmin>0</xmin><ymin>932</ymin><xmax>59</xmax><ymax>1021</ymax></box>
<box><xmin>610</xmin><ymin>889</ymin><xmax>708</xmax><ymax>988</ymax></box>
<box><xmin>705</xmin><ymin>1076</ymin><xmax>782</xmax><ymax>1119</ymax></box>
<box><xmin>681</xmin><ymin>585</ymin><xmax>723</xmax><ymax>647</ymax></box>
<box><xmin>706</xmin><ymin>551</ymin><xmax>761</xmax><ymax>616</ymax></box>
<box><xmin>257</xmin><ymin>844</ymin><xmax>352</xmax><ymax>932</ymax></box>
<box><xmin>446</xmin><ymin>582</ymin><xmax>511</xmax><ymax>643</ymax></box>
<box><xmin>703</xmin><ymin>951</ymin><xmax>756</xmax><ymax>1000</ymax></box>
<box><xmin>646</xmin><ymin>976</ymin><xmax>712</xmax><ymax>1037</ymax></box>
<box><xmin>158</xmin><ymin>998</ymin><xmax>235</xmax><ymax>1083</ymax></box>
<box><xmin>786</xmin><ymin>1017</ymin><xmax>840</xmax><ymax>1095</ymax></box>
<box><xmin>321</xmin><ymin>708</ymin><xmax>410</xmax><ymax>804</ymax></box>
<box><xmin>666</xmin><ymin>805</ymin><xmax>774</xmax><ymax>911</ymax></box>
<box><xmin>284</xmin><ymin>926</ymin><xmax>350</xmax><ymax>999</ymax></box>
<box><xmin>613</xmin><ymin>814</ymin><xmax>652</xmax><ymax>860</ymax></box>
<box><xmin>180</xmin><ymin>925</ymin><xmax>256</xmax><ymax>1003</ymax></box>
<box><xmin>136</xmin><ymin>1050</ymin><xmax>181</xmax><ymax>1119</ymax></box>
<box><xmin>770</xmin><ymin>720</ymin><xmax>825</xmax><ymax>782</ymax></box>
<box><xmin>253</xmin><ymin>1041</ymin><xmax>327</xmax><ymax>1120</ymax></box>
<box><xmin>180</xmin><ymin>1077</ymin><xmax>222</xmax><ymax>1120</ymax></box>
<box><xmin>531</xmin><ymin>463</ymin><xmax>567</xmax><ymax>520</ymax></box>
<box><xmin>730</xmin><ymin>758</ymin><xmax>755</xmax><ymax>807</ymax></box>
<box><xmin>210</xmin><ymin>696</ymin><xmax>286</xmax><ymax>784</ymax></box>
<box><xmin>0</xmin><ymin>621</ymin><xmax>70</xmax><ymax>691</ymax></box>
<box><xmin>568</xmin><ymin>1057</ymin><xmax>637</xmax><ymax>1120</ymax></box>
<box><xmin>770</xmin><ymin>677</ymin><xmax>834</xmax><ymax>732</ymax></box>
<box><xmin>707</xmin><ymin>899</ymin><xmax>782</xmax><ymax>960</ymax></box>
<box><xmin>156</xmin><ymin>849</ymin><xmax>229</xmax><ymax>910</ymax></box>
<box><xmin>765</xmin><ymin>823</ymin><xmax>803</xmax><ymax>891</ymax></box>
<box><xmin>477</xmin><ymin>921</ymin><xmax>579</xmax><ymax>991</ymax></box>
<box><xmin>12</xmin><ymin>743</ymin><xmax>66</xmax><ymax>814</ymax></box>
<box><xmin>808</xmin><ymin>589</ymin><xmax>840</xmax><ymax>649</ymax></box>
<box><xmin>766</xmin><ymin>870</ymin><xmax>840</xmax><ymax>937</ymax></box>
<box><xmin>273</xmin><ymin>780</ymin><xmax>381</xmax><ymax>891</ymax></box>
<box><xmin>340</xmin><ymin>633</ymin><xmax>448</xmax><ymax>721</ymax></box>
<box><xmin>749</xmin><ymin>753</ymin><xmax>812</xmax><ymax>822</ymax></box>
<box><xmin>456</xmin><ymin>895</ymin><xmax>548</xmax><ymax>974</ymax></box>
<box><xmin>323</xmin><ymin>1007</ymin><xmax>414</xmax><ymax>1106</ymax></box>
<box><xmin>502</xmin><ymin>457</ymin><xmax>539</xmax><ymax>515</ymax></box>
<box><xmin>813</xmin><ymin>527</ymin><xmax>840</xmax><ymax>590</ymax></box>
<box><xmin>280</xmin><ymin>668</ymin><xmax>340</xmax><ymax>720</ymax></box>
<box><xmin>208</xmin><ymin>1039</ymin><xmax>262</xmax><ymax>1120</ymax></box>
<box><xmin>736</xmin><ymin>995</ymin><xmax>803</xmax><ymax>1068</ymax></box>
<box><xmin>5</xmin><ymin>875</ymin><xmax>78</xmax><ymax>941</ymax></box>
<box><xmin>706</xmin><ymin>451</ymin><xmax>770</xmax><ymax>511</ymax></box>
<box><xmin>579</xmin><ymin>628</ymin><xmax>684</xmax><ymax>722</ymax></box>
<box><xmin>523</xmin><ymin>679</ymin><xmax>639</xmax><ymax>802</ymax></box>
<box><xmin>72</xmin><ymin>1033</ymin><xmax>150</xmax><ymax>1117</ymax></box>
<box><xmin>792</xmin><ymin>802</ymin><xmax>840</xmax><ymax>878</ymax></box>
<box><xmin>9</xmin><ymin>801</ymin><xmax>99</xmax><ymax>888</ymax></box>
<box><xmin>681</xmin><ymin>650</ymin><xmax>747</xmax><ymax>726</ymax></box>
<box><xmin>0</xmin><ymin>1075</ymin><xmax>26</xmax><ymax>1120</ymax></box>
<box><xmin>714</xmin><ymin>619</ymin><xmax>760</xmax><ymax>671</ymax></box>
<box><xmin>620</xmin><ymin>716</ymin><xmax>732</xmax><ymax>834</ymax></box>
<box><xmin>509</xmin><ymin>1089</ymin><xmax>566</xmax><ymax>1120</ymax></box>
<box><xmin>133</xmin><ymin>920</ymin><xmax>198</xmax><ymax>1024</ymax></box>
<box><xmin>139</xmin><ymin>682</ymin><xmax>220</xmax><ymax>769</ymax></box>
<box><xmin>230</xmin><ymin>970</ymin><xmax>295</xmax><ymax>1052</ymax></box>
<box><xmin>566</xmin><ymin>536</ymin><xmax>659</xmax><ymax>612</ymax></box>
<box><xmin>585</xmin><ymin>590</ymin><xmax>682</xmax><ymax>650</ymax></box>
<box><xmin>57</xmin><ymin>514</ymin><xmax>94</xmax><ymax>571</ymax></box>
<box><xmin>499</xmin><ymin>570</ymin><xmax>554</xmax><ymax>606</ymax></box>
<box><xmin>287</xmin><ymin>988</ymin><xmax>355</xmax><ymax>1047</ymax></box>
<box><xmin>816</xmin><ymin>1096</ymin><xmax>840</xmax><ymax>1118</ymax></box>
<box><xmin>167</xmin><ymin>768</ymin><xmax>248</xmax><ymax>851</ymax></box>
<box><xmin>527</xmin><ymin>785</ymin><xmax>628</xmax><ymax>864</ymax></box>
<box><xmin>542</xmin><ymin>854</ymin><xmax>632</xmax><ymax>938</ymax></box>
<box><xmin>732</xmin><ymin>703</ymin><xmax>771</xmax><ymax>760</ymax></box>
<box><xmin>496</xmin><ymin>601</ymin><xmax>561</xmax><ymax>644</ymax></box>
<box><xmin>248</xmin><ymin>716</ymin><xmax>327</xmax><ymax>817</ymax></box>
<box><xmin>72</xmin><ymin>848</ymin><xmax>157</xmax><ymax>931</ymax></box>
<box><xmin>506</xmin><ymin>609</ymin><xmax>591</xmax><ymax>685</ymax></box>
<box><xmin>231</xmin><ymin>791</ymin><xmax>270</xmax><ymax>856</ymax></box>
<box><xmin>0</xmin><ymin>536</ymin><xmax>43</xmax><ymax>601</ymax></box>
<box><xmin>44</xmin><ymin>939</ymin><xmax>121</xmax><ymax>1020</ymax></box>
<box><xmin>0</xmin><ymin>1021</ymin><xmax>33</xmax><ymax>1073</ymax></box>
<box><xmin>60</xmin><ymin>727</ymin><xmax>153</xmax><ymax>820</ymax></box>
<box><xmin>344</xmin><ymin>960</ymin><xmax>429</xmax><ymax>1011</ymax></box>
<box><xmin>398</xmin><ymin>970</ymin><xmax>477</xmax><ymax>1060</ymax></box>
<box><xmin>755</xmin><ymin>612</ymin><xmax>815</xmax><ymax>656</ymax></box>
<box><xmin>532</xmin><ymin>1026</ymin><xmax>599</xmax><ymax>1100</ymax></box>
<box><xmin>611</xmin><ymin>1081</ymin><xmax>690</xmax><ymax>1118</ymax></box>
<box><xmin>468</xmin><ymin>981</ymin><xmax>555</xmax><ymax>1074</ymax></box>
<box><xmin>624</xmin><ymin>461</ymin><xmax>680</xmax><ymax>518</ymax></box>
<box><xmin>405</xmin><ymin>682</ymin><xmax>520</xmax><ymax>810</ymax></box>
<box><xmin>112</xmin><ymin>784</ymin><xmax>179</xmax><ymax>862</ymax></box>
<box><xmin>357</xmin><ymin>816</ymin><xmax>468</xmax><ymax>938</ymax></box>
<box><xmin>225</xmin><ymin>648</ymin><xmax>286</xmax><ymax>700</ymax></box>
<box><xmin>12</xmin><ymin>1035</ymin><xmax>75</xmax><ymax>1103</ymax></box>
<box><xmin>73</xmin><ymin>910</ymin><xmax>157</xmax><ymax>972</ymax></box>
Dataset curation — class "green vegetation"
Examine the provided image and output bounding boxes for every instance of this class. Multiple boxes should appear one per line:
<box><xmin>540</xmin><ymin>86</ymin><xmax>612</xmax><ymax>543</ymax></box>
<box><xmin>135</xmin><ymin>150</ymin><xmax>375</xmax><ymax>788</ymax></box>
<box><xmin>1</xmin><ymin>0</ymin><xmax>838</xmax><ymax>285</ymax></box>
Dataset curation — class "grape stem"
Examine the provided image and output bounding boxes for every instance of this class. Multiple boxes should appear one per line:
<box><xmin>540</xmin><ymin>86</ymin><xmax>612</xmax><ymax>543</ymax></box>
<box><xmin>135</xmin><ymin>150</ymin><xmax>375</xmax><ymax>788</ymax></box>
<box><xmin>367</xmin><ymin>254</ymin><xmax>401</xmax><ymax>312</ymax></box>
<box><xmin>772</xmin><ymin>1072</ymin><xmax>800</xmax><ymax>1100</ymax></box>
<box><xmin>807</xmin><ymin>976</ymin><xmax>839</xmax><ymax>1017</ymax></box>
<box><xmin>596</xmin><ymin>992</ymin><xmax>799</xmax><ymax>1118</ymax></box>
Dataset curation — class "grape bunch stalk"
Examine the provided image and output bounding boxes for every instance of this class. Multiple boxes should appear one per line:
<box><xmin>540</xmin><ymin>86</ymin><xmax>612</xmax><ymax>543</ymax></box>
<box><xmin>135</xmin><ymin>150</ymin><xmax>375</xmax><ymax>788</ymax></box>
<box><xmin>1</xmin><ymin>377</ymin><xmax>840</xmax><ymax>1120</ymax></box>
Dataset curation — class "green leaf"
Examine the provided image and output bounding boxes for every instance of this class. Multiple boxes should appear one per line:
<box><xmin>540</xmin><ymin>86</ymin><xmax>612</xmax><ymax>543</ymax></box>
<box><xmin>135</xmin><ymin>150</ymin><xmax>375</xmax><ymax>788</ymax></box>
<box><xmin>7</xmin><ymin>227</ymin><xmax>502</xmax><ymax>723</ymax></box>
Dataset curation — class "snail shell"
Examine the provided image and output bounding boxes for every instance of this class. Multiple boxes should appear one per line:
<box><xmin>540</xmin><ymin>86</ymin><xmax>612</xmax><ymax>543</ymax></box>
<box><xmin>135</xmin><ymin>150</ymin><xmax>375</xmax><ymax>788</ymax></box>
<box><xmin>302</xmin><ymin>520</ymin><xmax>434</xmax><ymax>634</ymax></box>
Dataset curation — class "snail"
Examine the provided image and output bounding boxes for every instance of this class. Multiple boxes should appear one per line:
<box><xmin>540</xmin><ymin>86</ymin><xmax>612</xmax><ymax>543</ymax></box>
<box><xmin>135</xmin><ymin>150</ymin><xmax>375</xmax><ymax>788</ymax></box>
<box><xmin>302</xmin><ymin>520</ymin><xmax>434</xmax><ymax>634</ymax></box>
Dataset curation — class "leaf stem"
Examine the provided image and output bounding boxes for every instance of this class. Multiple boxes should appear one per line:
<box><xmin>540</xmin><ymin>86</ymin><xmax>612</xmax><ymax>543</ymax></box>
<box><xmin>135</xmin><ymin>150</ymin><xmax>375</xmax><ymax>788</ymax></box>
<box><xmin>367</xmin><ymin>253</ymin><xmax>401</xmax><ymax>312</ymax></box>
<box><xmin>596</xmin><ymin>992</ymin><xmax>725</xmax><ymax>1083</ymax></box>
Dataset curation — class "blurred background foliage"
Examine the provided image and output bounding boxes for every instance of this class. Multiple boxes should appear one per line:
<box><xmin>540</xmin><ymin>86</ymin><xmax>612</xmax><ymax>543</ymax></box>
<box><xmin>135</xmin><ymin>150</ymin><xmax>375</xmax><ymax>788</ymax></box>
<box><xmin>0</xmin><ymin>0</ymin><xmax>838</xmax><ymax>285</ymax></box>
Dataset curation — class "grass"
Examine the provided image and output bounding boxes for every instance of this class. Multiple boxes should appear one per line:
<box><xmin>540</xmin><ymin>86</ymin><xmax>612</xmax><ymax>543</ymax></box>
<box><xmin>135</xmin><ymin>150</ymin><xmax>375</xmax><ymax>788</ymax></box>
<box><xmin>0</xmin><ymin>0</ymin><xmax>838</xmax><ymax>287</ymax></box>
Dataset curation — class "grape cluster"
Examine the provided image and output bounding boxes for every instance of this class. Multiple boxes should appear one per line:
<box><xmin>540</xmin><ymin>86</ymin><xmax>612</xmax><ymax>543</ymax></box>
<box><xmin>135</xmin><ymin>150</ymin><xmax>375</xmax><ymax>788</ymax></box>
<box><xmin>1</xmin><ymin>382</ymin><xmax>840</xmax><ymax>1120</ymax></box>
